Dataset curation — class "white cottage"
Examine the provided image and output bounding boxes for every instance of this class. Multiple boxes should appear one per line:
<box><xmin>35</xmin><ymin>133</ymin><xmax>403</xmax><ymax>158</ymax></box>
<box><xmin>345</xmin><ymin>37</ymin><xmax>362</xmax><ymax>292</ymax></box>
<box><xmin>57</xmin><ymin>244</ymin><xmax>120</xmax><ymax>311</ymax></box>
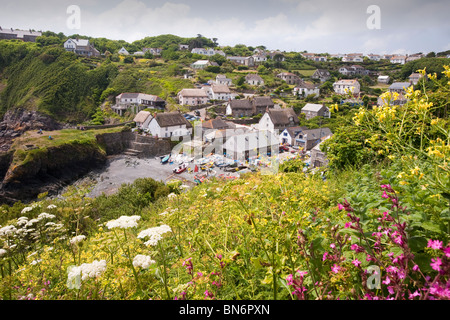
<box><xmin>148</xmin><ymin>112</ymin><xmax>193</xmax><ymax>138</ymax></box>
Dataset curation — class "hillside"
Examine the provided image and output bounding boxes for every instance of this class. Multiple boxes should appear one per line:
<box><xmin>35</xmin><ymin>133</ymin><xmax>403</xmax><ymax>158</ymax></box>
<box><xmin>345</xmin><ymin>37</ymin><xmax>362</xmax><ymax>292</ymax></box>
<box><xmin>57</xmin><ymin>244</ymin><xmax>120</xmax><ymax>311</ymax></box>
<box><xmin>0</xmin><ymin>67</ymin><xmax>448</xmax><ymax>300</ymax></box>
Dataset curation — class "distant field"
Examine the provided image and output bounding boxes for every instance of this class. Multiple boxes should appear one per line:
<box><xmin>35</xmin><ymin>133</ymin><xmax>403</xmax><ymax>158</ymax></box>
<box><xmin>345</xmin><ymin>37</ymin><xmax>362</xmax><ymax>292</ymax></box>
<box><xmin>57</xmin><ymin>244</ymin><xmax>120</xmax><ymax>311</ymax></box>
<box><xmin>296</xmin><ymin>69</ymin><xmax>316</xmax><ymax>77</ymax></box>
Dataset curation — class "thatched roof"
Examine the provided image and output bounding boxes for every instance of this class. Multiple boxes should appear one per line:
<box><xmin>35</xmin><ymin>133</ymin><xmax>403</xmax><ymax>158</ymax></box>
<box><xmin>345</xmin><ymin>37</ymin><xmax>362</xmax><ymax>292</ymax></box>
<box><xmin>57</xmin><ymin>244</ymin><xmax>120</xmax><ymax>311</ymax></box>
<box><xmin>154</xmin><ymin>112</ymin><xmax>192</xmax><ymax>128</ymax></box>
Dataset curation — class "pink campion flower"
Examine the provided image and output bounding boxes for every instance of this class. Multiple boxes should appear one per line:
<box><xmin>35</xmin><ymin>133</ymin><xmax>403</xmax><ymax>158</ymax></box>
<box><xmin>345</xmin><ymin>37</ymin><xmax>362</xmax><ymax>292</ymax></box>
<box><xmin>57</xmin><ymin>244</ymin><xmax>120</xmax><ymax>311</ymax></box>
<box><xmin>344</xmin><ymin>222</ymin><xmax>352</xmax><ymax>228</ymax></box>
<box><xmin>286</xmin><ymin>274</ymin><xmax>294</xmax><ymax>286</ymax></box>
<box><xmin>331</xmin><ymin>264</ymin><xmax>341</xmax><ymax>273</ymax></box>
<box><xmin>412</xmin><ymin>264</ymin><xmax>420</xmax><ymax>272</ymax></box>
<box><xmin>297</xmin><ymin>270</ymin><xmax>308</xmax><ymax>278</ymax></box>
<box><xmin>387</xmin><ymin>286</ymin><xmax>395</xmax><ymax>295</ymax></box>
<box><xmin>427</xmin><ymin>239</ymin><xmax>443</xmax><ymax>250</ymax></box>
<box><xmin>430</xmin><ymin>257</ymin><xmax>442</xmax><ymax>272</ymax></box>
<box><xmin>330</xmin><ymin>243</ymin><xmax>336</xmax><ymax>249</ymax></box>
<box><xmin>323</xmin><ymin>252</ymin><xmax>329</xmax><ymax>261</ymax></box>
<box><xmin>352</xmin><ymin>259</ymin><xmax>361</xmax><ymax>267</ymax></box>
<box><xmin>409</xmin><ymin>291</ymin><xmax>420</xmax><ymax>299</ymax></box>
<box><xmin>382</xmin><ymin>276</ymin><xmax>391</xmax><ymax>285</ymax></box>
<box><xmin>443</xmin><ymin>247</ymin><xmax>450</xmax><ymax>258</ymax></box>
<box><xmin>204</xmin><ymin>290</ymin><xmax>214</xmax><ymax>298</ymax></box>
<box><xmin>381</xmin><ymin>184</ymin><xmax>394</xmax><ymax>193</ymax></box>
<box><xmin>338</xmin><ymin>203</ymin><xmax>344</xmax><ymax>210</ymax></box>
<box><xmin>382</xmin><ymin>191</ymin><xmax>389</xmax><ymax>199</ymax></box>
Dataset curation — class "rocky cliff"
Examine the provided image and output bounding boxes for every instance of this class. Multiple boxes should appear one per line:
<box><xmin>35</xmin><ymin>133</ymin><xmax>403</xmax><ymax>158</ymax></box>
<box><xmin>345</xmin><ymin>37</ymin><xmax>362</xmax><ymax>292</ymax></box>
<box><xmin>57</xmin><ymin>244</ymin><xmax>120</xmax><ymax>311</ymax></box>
<box><xmin>0</xmin><ymin>108</ymin><xmax>63</xmax><ymax>152</ymax></box>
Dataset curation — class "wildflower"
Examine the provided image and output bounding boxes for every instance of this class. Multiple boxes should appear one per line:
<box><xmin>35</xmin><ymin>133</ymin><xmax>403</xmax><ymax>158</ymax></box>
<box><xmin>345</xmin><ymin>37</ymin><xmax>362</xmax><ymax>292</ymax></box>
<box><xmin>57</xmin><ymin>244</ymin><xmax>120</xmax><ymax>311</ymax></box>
<box><xmin>132</xmin><ymin>254</ymin><xmax>156</xmax><ymax>269</ymax></box>
<box><xmin>47</xmin><ymin>204</ymin><xmax>57</xmax><ymax>209</ymax></box>
<box><xmin>430</xmin><ymin>257</ymin><xmax>442</xmax><ymax>272</ymax></box>
<box><xmin>286</xmin><ymin>274</ymin><xmax>294</xmax><ymax>286</ymax></box>
<box><xmin>330</xmin><ymin>243</ymin><xmax>336</xmax><ymax>249</ymax></box>
<box><xmin>412</xmin><ymin>264</ymin><xmax>420</xmax><ymax>272</ymax></box>
<box><xmin>69</xmin><ymin>260</ymin><xmax>107</xmax><ymax>282</ymax></box>
<box><xmin>105</xmin><ymin>215</ymin><xmax>141</xmax><ymax>229</ymax></box>
<box><xmin>37</xmin><ymin>213</ymin><xmax>55</xmax><ymax>220</ymax></box>
<box><xmin>0</xmin><ymin>225</ymin><xmax>17</xmax><ymax>237</ymax></box>
<box><xmin>387</xmin><ymin>286</ymin><xmax>395</xmax><ymax>295</ymax></box>
<box><xmin>70</xmin><ymin>235</ymin><xmax>86</xmax><ymax>245</ymax></box>
<box><xmin>137</xmin><ymin>224</ymin><xmax>172</xmax><ymax>246</ymax></box>
<box><xmin>21</xmin><ymin>207</ymin><xmax>34</xmax><ymax>214</ymax></box>
<box><xmin>204</xmin><ymin>290</ymin><xmax>214</xmax><ymax>298</ymax></box>
<box><xmin>322</xmin><ymin>252</ymin><xmax>328</xmax><ymax>261</ymax></box>
<box><xmin>409</xmin><ymin>291</ymin><xmax>420</xmax><ymax>299</ymax></box>
<box><xmin>381</xmin><ymin>191</ymin><xmax>389</xmax><ymax>199</ymax></box>
<box><xmin>344</xmin><ymin>222</ymin><xmax>352</xmax><ymax>228</ymax></box>
<box><xmin>443</xmin><ymin>247</ymin><xmax>450</xmax><ymax>258</ymax></box>
<box><xmin>168</xmin><ymin>193</ymin><xmax>177</xmax><ymax>199</ymax></box>
<box><xmin>183</xmin><ymin>258</ymin><xmax>193</xmax><ymax>275</ymax></box>
<box><xmin>0</xmin><ymin>249</ymin><xmax>7</xmax><ymax>257</ymax></box>
<box><xmin>352</xmin><ymin>259</ymin><xmax>361</xmax><ymax>267</ymax></box>
<box><xmin>331</xmin><ymin>264</ymin><xmax>340</xmax><ymax>273</ymax></box>
<box><xmin>427</xmin><ymin>239</ymin><xmax>443</xmax><ymax>250</ymax></box>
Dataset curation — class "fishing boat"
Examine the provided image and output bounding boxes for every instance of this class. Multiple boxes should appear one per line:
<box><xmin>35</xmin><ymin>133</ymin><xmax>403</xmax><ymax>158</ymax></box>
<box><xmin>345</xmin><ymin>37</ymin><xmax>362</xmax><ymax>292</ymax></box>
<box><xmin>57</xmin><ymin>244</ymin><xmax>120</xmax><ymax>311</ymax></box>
<box><xmin>173</xmin><ymin>162</ymin><xmax>188</xmax><ymax>174</ymax></box>
<box><xmin>161</xmin><ymin>154</ymin><xmax>171</xmax><ymax>164</ymax></box>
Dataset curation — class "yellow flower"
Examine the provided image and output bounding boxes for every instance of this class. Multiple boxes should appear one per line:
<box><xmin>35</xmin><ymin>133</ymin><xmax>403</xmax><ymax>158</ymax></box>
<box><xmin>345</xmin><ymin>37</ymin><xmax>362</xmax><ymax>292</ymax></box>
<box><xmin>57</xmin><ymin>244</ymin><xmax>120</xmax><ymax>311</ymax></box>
<box><xmin>410</xmin><ymin>166</ymin><xmax>420</xmax><ymax>175</ymax></box>
<box><xmin>399</xmin><ymin>181</ymin><xmax>408</xmax><ymax>185</ymax></box>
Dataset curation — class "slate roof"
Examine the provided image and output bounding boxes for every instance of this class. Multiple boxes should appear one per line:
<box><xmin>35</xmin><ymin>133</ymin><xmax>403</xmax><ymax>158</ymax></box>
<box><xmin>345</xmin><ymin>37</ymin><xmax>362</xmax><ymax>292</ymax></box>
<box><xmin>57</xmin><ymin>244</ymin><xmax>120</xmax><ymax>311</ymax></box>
<box><xmin>301</xmin><ymin>103</ymin><xmax>326</xmax><ymax>112</ymax></box>
<box><xmin>389</xmin><ymin>82</ymin><xmax>412</xmax><ymax>90</ymax></box>
<box><xmin>296</xmin><ymin>127</ymin><xmax>332</xmax><ymax>141</ymax></box>
<box><xmin>252</xmin><ymin>96</ymin><xmax>274</xmax><ymax>107</ymax></box>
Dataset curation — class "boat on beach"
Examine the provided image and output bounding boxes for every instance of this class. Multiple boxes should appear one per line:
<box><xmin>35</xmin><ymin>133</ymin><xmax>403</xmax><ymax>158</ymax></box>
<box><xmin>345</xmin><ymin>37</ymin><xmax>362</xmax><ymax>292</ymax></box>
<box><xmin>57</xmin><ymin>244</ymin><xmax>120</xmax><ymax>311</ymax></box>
<box><xmin>161</xmin><ymin>154</ymin><xmax>171</xmax><ymax>164</ymax></box>
<box><xmin>173</xmin><ymin>162</ymin><xmax>188</xmax><ymax>174</ymax></box>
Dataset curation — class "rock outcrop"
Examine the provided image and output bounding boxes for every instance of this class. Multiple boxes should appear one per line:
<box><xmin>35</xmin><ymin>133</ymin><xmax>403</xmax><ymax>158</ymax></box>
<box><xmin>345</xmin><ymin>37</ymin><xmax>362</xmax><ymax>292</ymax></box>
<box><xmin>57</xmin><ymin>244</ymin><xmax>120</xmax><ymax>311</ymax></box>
<box><xmin>0</xmin><ymin>108</ymin><xmax>63</xmax><ymax>152</ymax></box>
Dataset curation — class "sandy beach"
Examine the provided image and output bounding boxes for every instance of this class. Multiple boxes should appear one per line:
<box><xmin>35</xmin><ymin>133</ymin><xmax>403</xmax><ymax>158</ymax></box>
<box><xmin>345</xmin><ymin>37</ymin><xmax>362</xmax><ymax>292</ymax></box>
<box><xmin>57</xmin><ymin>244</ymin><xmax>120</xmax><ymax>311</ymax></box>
<box><xmin>85</xmin><ymin>155</ymin><xmax>197</xmax><ymax>197</ymax></box>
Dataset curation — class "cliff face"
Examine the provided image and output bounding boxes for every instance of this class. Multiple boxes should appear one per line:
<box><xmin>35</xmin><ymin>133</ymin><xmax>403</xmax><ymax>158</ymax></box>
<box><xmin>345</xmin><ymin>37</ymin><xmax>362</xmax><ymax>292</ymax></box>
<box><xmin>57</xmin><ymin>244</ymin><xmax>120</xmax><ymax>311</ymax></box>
<box><xmin>0</xmin><ymin>108</ymin><xmax>63</xmax><ymax>152</ymax></box>
<box><xmin>0</xmin><ymin>140</ymin><xmax>107</xmax><ymax>204</ymax></box>
<box><xmin>0</xmin><ymin>131</ymin><xmax>173</xmax><ymax>204</ymax></box>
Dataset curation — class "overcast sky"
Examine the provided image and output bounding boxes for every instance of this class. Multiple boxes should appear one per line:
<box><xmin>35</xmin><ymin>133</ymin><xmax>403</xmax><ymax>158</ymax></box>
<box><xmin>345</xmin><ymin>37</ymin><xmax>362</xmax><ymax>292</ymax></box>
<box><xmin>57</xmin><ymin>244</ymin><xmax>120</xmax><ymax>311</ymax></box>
<box><xmin>1</xmin><ymin>0</ymin><xmax>449</xmax><ymax>54</ymax></box>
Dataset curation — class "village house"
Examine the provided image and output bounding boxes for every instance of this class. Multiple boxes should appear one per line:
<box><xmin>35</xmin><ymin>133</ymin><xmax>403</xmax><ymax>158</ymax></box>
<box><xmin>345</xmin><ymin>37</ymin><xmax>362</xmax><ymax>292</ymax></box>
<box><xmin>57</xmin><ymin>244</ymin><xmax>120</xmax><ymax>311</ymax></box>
<box><xmin>133</xmin><ymin>111</ymin><xmax>153</xmax><ymax>130</ymax></box>
<box><xmin>276</xmin><ymin>72</ymin><xmax>302</xmax><ymax>85</ymax></box>
<box><xmin>112</xmin><ymin>93</ymin><xmax>166</xmax><ymax>116</ymax></box>
<box><xmin>142</xmin><ymin>48</ymin><xmax>162</xmax><ymax>56</ymax></box>
<box><xmin>225</xmin><ymin>99</ymin><xmax>254</xmax><ymax>118</ymax></box>
<box><xmin>301</xmin><ymin>103</ymin><xmax>330</xmax><ymax>120</ymax></box>
<box><xmin>294</xmin><ymin>127</ymin><xmax>332</xmax><ymax>151</ymax></box>
<box><xmin>279</xmin><ymin>126</ymin><xmax>308</xmax><ymax>145</ymax></box>
<box><xmin>252</xmin><ymin>96</ymin><xmax>274</xmax><ymax>115</ymax></box>
<box><xmin>310</xmin><ymin>136</ymin><xmax>332</xmax><ymax>168</ymax></box>
<box><xmin>342</xmin><ymin>53</ymin><xmax>364</xmax><ymax>62</ymax></box>
<box><xmin>311</xmin><ymin>69</ymin><xmax>331</xmax><ymax>82</ymax></box>
<box><xmin>178</xmin><ymin>44</ymin><xmax>189</xmax><ymax>50</ymax></box>
<box><xmin>118</xmin><ymin>47</ymin><xmax>130</xmax><ymax>55</ymax></box>
<box><xmin>333</xmin><ymin>79</ymin><xmax>361</xmax><ymax>95</ymax></box>
<box><xmin>226</xmin><ymin>56</ymin><xmax>255</xmax><ymax>67</ymax></box>
<box><xmin>201</xmin><ymin>117</ymin><xmax>230</xmax><ymax>132</ymax></box>
<box><xmin>245</xmin><ymin>74</ymin><xmax>265</xmax><ymax>86</ymax></box>
<box><xmin>258</xmin><ymin>108</ymin><xmax>299</xmax><ymax>133</ymax></box>
<box><xmin>190</xmin><ymin>60</ymin><xmax>218</xmax><ymax>69</ymax></box>
<box><xmin>148</xmin><ymin>112</ymin><xmax>193</xmax><ymax>138</ymax></box>
<box><xmin>223</xmin><ymin>130</ymin><xmax>279</xmax><ymax>161</ymax></box>
<box><xmin>377</xmin><ymin>75</ymin><xmax>390</xmax><ymax>84</ymax></box>
<box><xmin>388</xmin><ymin>82</ymin><xmax>412</xmax><ymax>94</ymax></box>
<box><xmin>409</xmin><ymin>72</ymin><xmax>424</xmax><ymax>85</ymax></box>
<box><xmin>377</xmin><ymin>82</ymin><xmax>412</xmax><ymax>106</ymax></box>
<box><xmin>0</xmin><ymin>27</ymin><xmax>41</xmax><ymax>42</ymax></box>
<box><xmin>225</xmin><ymin>96</ymin><xmax>274</xmax><ymax>118</ymax></box>
<box><xmin>293</xmin><ymin>82</ymin><xmax>320</xmax><ymax>98</ymax></box>
<box><xmin>339</xmin><ymin>65</ymin><xmax>368</xmax><ymax>76</ymax></box>
<box><xmin>390</xmin><ymin>55</ymin><xmax>407</xmax><ymax>64</ymax></box>
<box><xmin>63</xmin><ymin>38</ymin><xmax>100</xmax><ymax>57</ymax></box>
<box><xmin>202</xmin><ymin>84</ymin><xmax>232</xmax><ymax>101</ymax></box>
<box><xmin>366</xmin><ymin>54</ymin><xmax>381</xmax><ymax>61</ymax></box>
<box><xmin>177</xmin><ymin>88</ymin><xmax>209</xmax><ymax>106</ymax></box>
<box><xmin>215</xmin><ymin>74</ymin><xmax>232</xmax><ymax>86</ymax></box>
<box><xmin>252</xmin><ymin>53</ymin><xmax>267</xmax><ymax>64</ymax></box>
